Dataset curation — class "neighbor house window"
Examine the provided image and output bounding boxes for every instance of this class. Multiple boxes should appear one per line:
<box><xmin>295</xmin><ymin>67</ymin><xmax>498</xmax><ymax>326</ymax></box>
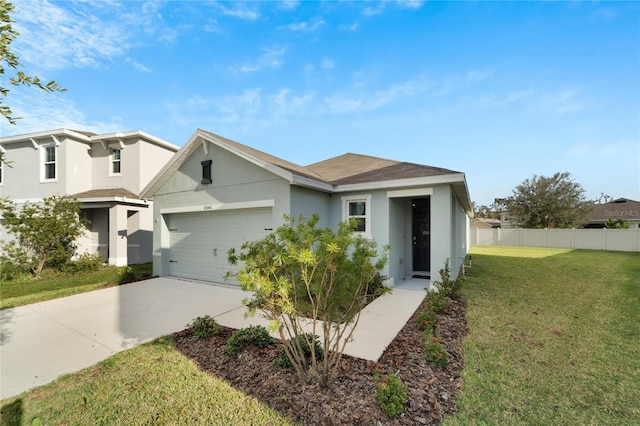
<box><xmin>201</xmin><ymin>159</ymin><xmax>212</xmax><ymax>184</ymax></box>
<box><xmin>42</xmin><ymin>145</ymin><xmax>57</xmax><ymax>180</ymax></box>
<box><xmin>111</xmin><ymin>148</ymin><xmax>121</xmax><ymax>174</ymax></box>
<box><xmin>342</xmin><ymin>194</ymin><xmax>372</xmax><ymax>237</ymax></box>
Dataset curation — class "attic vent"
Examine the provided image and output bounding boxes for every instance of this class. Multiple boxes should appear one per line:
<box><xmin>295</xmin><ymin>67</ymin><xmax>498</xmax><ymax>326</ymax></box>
<box><xmin>201</xmin><ymin>159</ymin><xmax>212</xmax><ymax>184</ymax></box>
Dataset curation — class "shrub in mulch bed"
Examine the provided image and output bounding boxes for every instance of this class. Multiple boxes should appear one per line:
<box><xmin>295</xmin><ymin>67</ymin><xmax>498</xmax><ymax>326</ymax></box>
<box><xmin>173</xmin><ymin>297</ymin><xmax>468</xmax><ymax>425</ymax></box>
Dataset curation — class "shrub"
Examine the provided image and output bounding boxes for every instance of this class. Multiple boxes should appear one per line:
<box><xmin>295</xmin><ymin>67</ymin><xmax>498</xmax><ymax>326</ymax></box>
<box><xmin>416</xmin><ymin>308</ymin><xmax>437</xmax><ymax>332</ymax></box>
<box><xmin>118</xmin><ymin>266</ymin><xmax>136</xmax><ymax>284</ymax></box>
<box><xmin>425</xmin><ymin>289</ymin><xmax>448</xmax><ymax>314</ymax></box>
<box><xmin>375</xmin><ymin>372</ymin><xmax>408</xmax><ymax>417</ymax></box>
<box><xmin>423</xmin><ymin>333</ymin><xmax>449</xmax><ymax>368</ymax></box>
<box><xmin>227</xmin><ymin>214</ymin><xmax>388</xmax><ymax>387</ymax></box>
<box><xmin>433</xmin><ymin>259</ymin><xmax>464</xmax><ymax>299</ymax></box>
<box><xmin>58</xmin><ymin>253</ymin><xmax>103</xmax><ymax>274</ymax></box>
<box><xmin>190</xmin><ymin>315</ymin><xmax>222</xmax><ymax>338</ymax></box>
<box><xmin>224</xmin><ymin>325</ymin><xmax>274</xmax><ymax>356</ymax></box>
<box><xmin>0</xmin><ymin>259</ymin><xmax>29</xmax><ymax>282</ymax></box>
<box><xmin>274</xmin><ymin>333</ymin><xmax>324</xmax><ymax>369</ymax></box>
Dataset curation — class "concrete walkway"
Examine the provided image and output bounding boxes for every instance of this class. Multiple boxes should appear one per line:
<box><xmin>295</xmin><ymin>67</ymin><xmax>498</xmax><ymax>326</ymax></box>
<box><xmin>0</xmin><ymin>277</ymin><xmax>426</xmax><ymax>400</ymax></box>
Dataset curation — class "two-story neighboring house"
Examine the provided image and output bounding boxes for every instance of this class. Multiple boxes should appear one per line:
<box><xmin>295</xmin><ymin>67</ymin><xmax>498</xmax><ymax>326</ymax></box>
<box><xmin>0</xmin><ymin>129</ymin><xmax>179</xmax><ymax>266</ymax></box>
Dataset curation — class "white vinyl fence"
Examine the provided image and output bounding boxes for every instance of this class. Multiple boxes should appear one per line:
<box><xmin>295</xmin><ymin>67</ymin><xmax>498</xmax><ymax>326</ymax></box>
<box><xmin>470</xmin><ymin>228</ymin><xmax>640</xmax><ymax>252</ymax></box>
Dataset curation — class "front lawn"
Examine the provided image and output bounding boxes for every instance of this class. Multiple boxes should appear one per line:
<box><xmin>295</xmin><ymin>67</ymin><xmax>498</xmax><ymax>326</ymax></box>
<box><xmin>0</xmin><ymin>336</ymin><xmax>292</xmax><ymax>426</ymax></box>
<box><xmin>2</xmin><ymin>247</ymin><xmax>638</xmax><ymax>424</ymax></box>
<box><xmin>446</xmin><ymin>246</ymin><xmax>640</xmax><ymax>425</ymax></box>
<box><xmin>0</xmin><ymin>263</ymin><xmax>153</xmax><ymax>309</ymax></box>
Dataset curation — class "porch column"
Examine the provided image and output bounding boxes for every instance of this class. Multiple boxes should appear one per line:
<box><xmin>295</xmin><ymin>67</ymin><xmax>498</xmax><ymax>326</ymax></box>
<box><xmin>108</xmin><ymin>204</ymin><xmax>128</xmax><ymax>266</ymax></box>
<box><xmin>430</xmin><ymin>186</ymin><xmax>452</xmax><ymax>277</ymax></box>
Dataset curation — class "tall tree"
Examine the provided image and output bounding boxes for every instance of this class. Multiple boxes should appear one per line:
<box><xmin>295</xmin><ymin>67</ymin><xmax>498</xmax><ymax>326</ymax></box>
<box><xmin>1</xmin><ymin>0</ymin><xmax>66</xmax><ymax>125</ymax></box>
<box><xmin>507</xmin><ymin>172</ymin><xmax>592</xmax><ymax>229</ymax></box>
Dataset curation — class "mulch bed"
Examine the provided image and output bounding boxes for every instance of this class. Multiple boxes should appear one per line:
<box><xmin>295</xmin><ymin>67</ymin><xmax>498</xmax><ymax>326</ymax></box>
<box><xmin>173</xmin><ymin>297</ymin><xmax>468</xmax><ymax>425</ymax></box>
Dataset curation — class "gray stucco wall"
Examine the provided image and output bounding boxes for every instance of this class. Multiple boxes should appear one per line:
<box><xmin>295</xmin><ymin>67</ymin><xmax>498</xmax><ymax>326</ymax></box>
<box><xmin>151</xmin><ymin>142</ymin><xmax>292</xmax><ymax>277</ymax></box>
<box><xmin>290</xmin><ymin>186</ymin><xmax>331</xmax><ymax>228</ymax></box>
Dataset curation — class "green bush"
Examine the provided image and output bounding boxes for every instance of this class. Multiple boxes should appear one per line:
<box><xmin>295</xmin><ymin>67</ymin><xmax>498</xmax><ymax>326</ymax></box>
<box><xmin>424</xmin><ymin>289</ymin><xmax>448</xmax><ymax>314</ymax></box>
<box><xmin>190</xmin><ymin>315</ymin><xmax>222</xmax><ymax>338</ymax></box>
<box><xmin>274</xmin><ymin>333</ymin><xmax>324</xmax><ymax>369</ymax></box>
<box><xmin>0</xmin><ymin>259</ymin><xmax>29</xmax><ymax>282</ymax></box>
<box><xmin>224</xmin><ymin>325</ymin><xmax>274</xmax><ymax>356</ymax></box>
<box><xmin>375</xmin><ymin>373</ymin><xmax>408</xmax><ymax>417</ymax></box>
<box><xmin>416</xmin><ymin>308</ymin><xmax>437</xmax><ymax>332</ymax></box>
<box><xmin>423</xmin><ymin>333</ymin><xmax>449</xmax><ymax>367</ymax></box>
<box><xmin>433</xmin><ymin>258</ymin><xmax>464</xmax><ymax>299</ymax></box>
<box><xmin>58</xmin><ymin>253</ymin><xmax>103</xmax><ymax>274</ymax></box>
<box><xmin>118</xmin><ymin>266</ymin><xmax>136</xmax><ymax>284</ymax></box>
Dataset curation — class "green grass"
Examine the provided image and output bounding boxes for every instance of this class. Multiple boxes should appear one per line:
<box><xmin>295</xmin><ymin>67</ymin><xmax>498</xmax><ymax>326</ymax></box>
<box><xmin>0</xmin><ymin>336</ymin><xmax>293</xmax><ymax>426</ymax></box>
<box><xmin>445</xmin><ymin>246</ymin><xmax>640</xmax><ymax>425</ymax></box>
<box><xmin>0</xmin><ymin>263</ymin><xmax>153</xmax><ymax>309</ymax></box>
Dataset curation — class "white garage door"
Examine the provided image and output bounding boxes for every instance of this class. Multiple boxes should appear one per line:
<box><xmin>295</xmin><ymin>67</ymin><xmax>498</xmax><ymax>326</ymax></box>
<box><xmin>167</xmin><ymin>208</ymin><xmax>272</xmax><ymax>284</ymax></box>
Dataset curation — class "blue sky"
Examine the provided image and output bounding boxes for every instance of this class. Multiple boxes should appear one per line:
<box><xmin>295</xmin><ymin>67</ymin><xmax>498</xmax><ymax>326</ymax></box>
<box><xmin>2</xmin><ymin>0</ymin><xmax>639</xmax><ymax>206</ymax></box>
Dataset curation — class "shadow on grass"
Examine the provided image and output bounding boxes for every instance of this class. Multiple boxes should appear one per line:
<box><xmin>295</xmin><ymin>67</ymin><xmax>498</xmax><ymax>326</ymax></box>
<box><xmin>1</xmin><ymin>398</ymin><xmax>22</xmax><ymax>426</ymax></box>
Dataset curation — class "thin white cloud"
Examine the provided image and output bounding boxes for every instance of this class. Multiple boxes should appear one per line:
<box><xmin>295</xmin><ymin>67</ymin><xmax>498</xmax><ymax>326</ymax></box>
<box><xmin>231</xmin><ymin>47</ymin><xmax>286</xmax><ymax>74</ymax></box>
<box><xmin>12</xmin><ymin>0</ymin><xmax>131</xmax><ymax>70</ymax></box>
<box><xmin>397</xmin><ymin>0</ymin><xmax>425</xmax><ymax>10</ymax></box>
<box><xmin>127</xmin><ymin>58</ymin><xmax>152</xmax><ymax>73</ymax></box>
<box><xmin>166</xmin><ymin>88</ymin><xmax>314</xmax><ymax>135</ymax></box>
<box><xmin>218</xmin><ymin>4</ymin><xmax>260</xmax><ymax>21</ymax></box>
<box><xmin>287</xmin><ymin>20</ymin><xmax>326</xmax><ymax>33</ymax></box>
<box><xmin>279</xmin><ymin>1</ymin><xmax>300</xmax><ymax>11</ymax></box>
<box><xmin>324</xmin><ymin>75</ymin><xmax>434</xmax><ymax>113</ymax></box>
<box><xmin>0</xmin><ymin>89</ymin><xmax>121</xmax><ymax>136</ymax></box>
<box><xmin>9</xmin><ymin>0</ymin><xmax>181</xmax><ymax>72</ymax></box>
<box><xmin>362</xmin><ymin>4</ymin><xmax>386</xmax><ymax>16</ymax></box>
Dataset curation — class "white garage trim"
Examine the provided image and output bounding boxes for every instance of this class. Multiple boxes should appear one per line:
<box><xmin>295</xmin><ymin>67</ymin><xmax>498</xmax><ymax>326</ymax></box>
<box><xmin>160</xmin><ymin>199</ymin><xmax>274</xmax><ymax>215</ymax></box>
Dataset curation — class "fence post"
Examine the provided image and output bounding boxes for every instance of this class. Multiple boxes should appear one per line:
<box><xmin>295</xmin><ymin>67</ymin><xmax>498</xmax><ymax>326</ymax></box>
<box><xmin>602</xmin><ymin>228</ymin><xmax>607</xmax><ymax>250</ymax></box>
<box><xmin>571</xmin><ymin>228</ymin><xmax>575</xmax><ymax>249</ymax></box>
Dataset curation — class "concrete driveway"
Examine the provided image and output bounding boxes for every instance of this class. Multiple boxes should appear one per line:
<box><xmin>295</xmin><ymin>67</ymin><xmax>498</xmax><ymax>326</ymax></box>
<box><xmin>0</xmin><ymin>277</ymin><xmax>258</xmax><ymax>400</ymax></box>
<box><xmin>0</xmin><ymin>276</ymin><xmax>425</xmax><ymax>400</ymax></box>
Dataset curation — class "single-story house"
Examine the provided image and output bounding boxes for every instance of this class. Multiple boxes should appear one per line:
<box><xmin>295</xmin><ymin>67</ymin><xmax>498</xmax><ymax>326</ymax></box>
<box><xmin>585</xmin><ymin>198</ymin><xmax>640</xmax><ymax>229</ymax></box>
<box><xmin>141</xmin><ymin>129</ymin><xmax>473</xmax><ymax>287</ymax></box>
<box><xmin>470</xmin><ymin>217</ymin><xmax>501</xmax><ymax>229</ymax></box>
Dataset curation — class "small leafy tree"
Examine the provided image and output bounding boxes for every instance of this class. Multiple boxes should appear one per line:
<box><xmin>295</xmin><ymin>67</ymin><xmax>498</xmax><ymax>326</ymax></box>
<box><xmin>0</xmin><ymin>195</ymin><xmax>87</xmax><ymax>278</ymax></box>
<box><xmin>228</xmin><ymin>214</ymin><xmax>388</xmax><ymax>387</ymax></box>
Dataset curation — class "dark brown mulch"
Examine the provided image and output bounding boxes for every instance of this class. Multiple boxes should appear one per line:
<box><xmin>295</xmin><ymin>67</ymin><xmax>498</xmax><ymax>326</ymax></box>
<box><xmin>173</xmin><ymin>298</ymin><xmax>468</xmax><ymax>425</ymax></box>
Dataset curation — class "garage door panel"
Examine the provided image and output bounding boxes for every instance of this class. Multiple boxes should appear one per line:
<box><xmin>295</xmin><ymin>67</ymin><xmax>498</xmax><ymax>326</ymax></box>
<box><xmin>167</xmin><ymin>208</ymin><xmax>271</xmax><ymax>284</ymax></box>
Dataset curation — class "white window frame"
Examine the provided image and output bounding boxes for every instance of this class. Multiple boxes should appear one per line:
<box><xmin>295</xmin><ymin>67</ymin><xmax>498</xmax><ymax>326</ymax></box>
<box><xmin>0</xmin><ymin>156</ymin><xmax>3</xmax><ymax>186</ymax></box>
<box><xmin>110</xmin><ymin>148</ymin><xmax>122</xmax><ymax>176</ymax></box>
<box><xmin>40</xmin><ymin>144</ymin><xmax>57</xmax><ymax>182</ymax></box>
<box><xmin>342</xmin><ymin>194</ymin><xmax>372</xmax><ymax>238</ymax></box>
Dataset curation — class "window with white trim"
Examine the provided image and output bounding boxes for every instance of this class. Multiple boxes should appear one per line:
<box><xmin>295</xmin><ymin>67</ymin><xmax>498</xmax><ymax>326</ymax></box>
<box><xmin>342</xmin><ymin>195</ymin><xmax>372</xmax><ymax>237</ymax></box>
<box><xmin>42</xmin><ymin>145</ymin><xmax>57</xmax><ymax>181</ymax></box>
<box><xmin>111</xmin><ymin>148</ymin><xmax>121</xmax><ymax>175</ymax></box>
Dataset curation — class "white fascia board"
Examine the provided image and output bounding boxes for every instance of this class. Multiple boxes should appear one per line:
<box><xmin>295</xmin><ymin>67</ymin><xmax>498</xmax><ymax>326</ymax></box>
<box><xmin>334</xmin><ymin>173</ymin><xmax>466</xmax><ymax>193</ymax></box>
<box><xmin>0</xmin><ymin>129</ymin><xmax>91</xmax><ymax>145</ymax></box>
<box><xmin>91</xmin><ymin>131</ymin><xmax>179</xmax><ymax>152</ymax></box>
<box><xmin>291</xmin><ymin>174</ymin><xmax>333</xmax><ymax>192</ymax></box>
<box><xmin>160</xmin><ymin>199</ymin><xmax>275</xmax><ymax>215</ymax></box>
<box><xmin>77</xmin><ymin>197</ymin><xmax>150</xmax><ymax>207</ymax></box>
